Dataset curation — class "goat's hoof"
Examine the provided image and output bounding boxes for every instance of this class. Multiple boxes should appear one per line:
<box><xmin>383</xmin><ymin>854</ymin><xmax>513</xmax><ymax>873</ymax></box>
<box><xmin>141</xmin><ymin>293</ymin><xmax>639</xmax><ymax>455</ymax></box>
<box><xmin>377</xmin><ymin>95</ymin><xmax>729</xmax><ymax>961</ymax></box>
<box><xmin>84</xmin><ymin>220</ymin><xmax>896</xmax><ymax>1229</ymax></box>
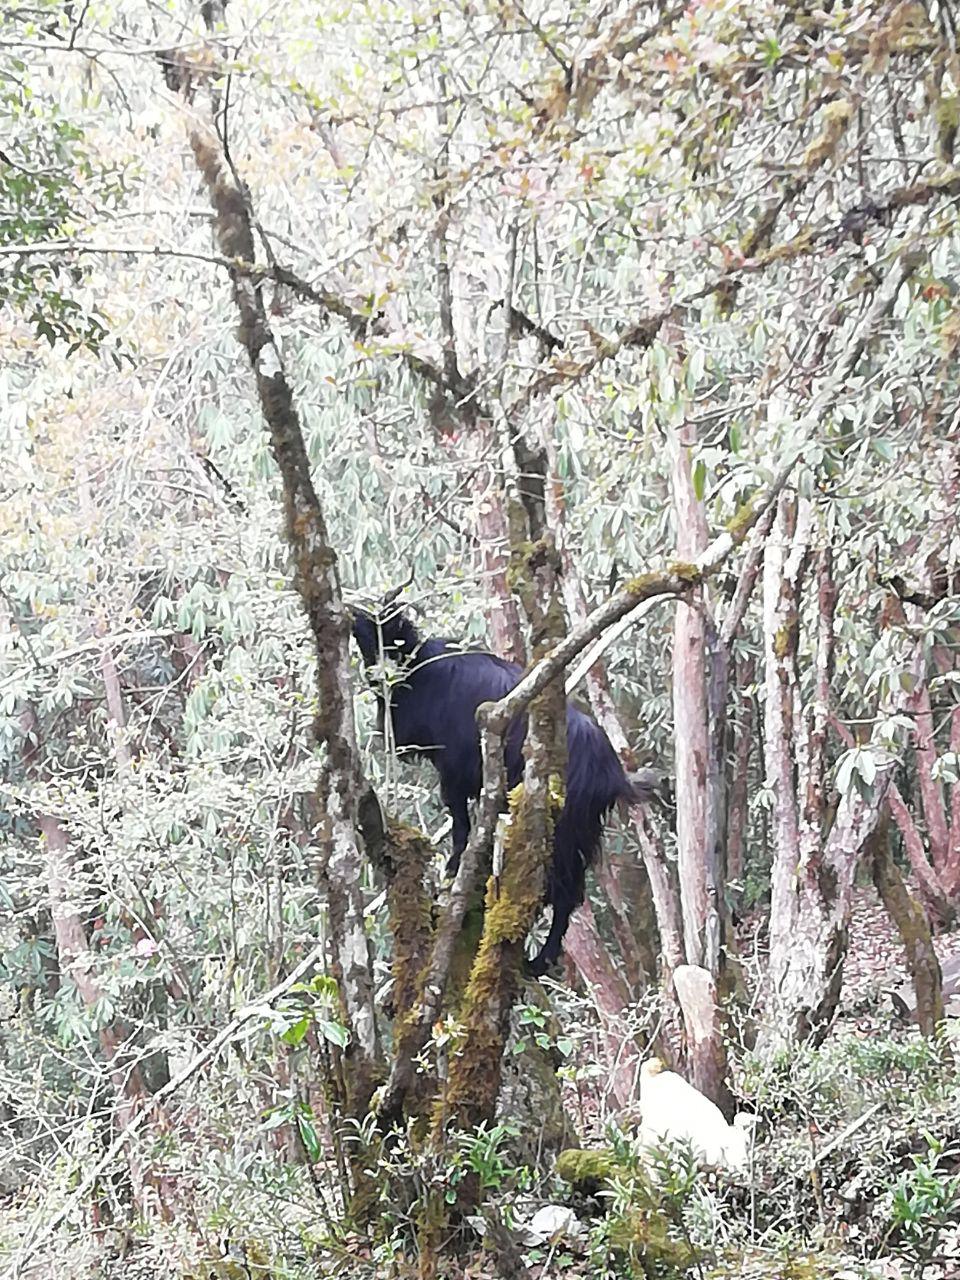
<box><xmin>525</xmin><ymin>954</ymin><xmax>559</xmax><ymax>980</ymax></box>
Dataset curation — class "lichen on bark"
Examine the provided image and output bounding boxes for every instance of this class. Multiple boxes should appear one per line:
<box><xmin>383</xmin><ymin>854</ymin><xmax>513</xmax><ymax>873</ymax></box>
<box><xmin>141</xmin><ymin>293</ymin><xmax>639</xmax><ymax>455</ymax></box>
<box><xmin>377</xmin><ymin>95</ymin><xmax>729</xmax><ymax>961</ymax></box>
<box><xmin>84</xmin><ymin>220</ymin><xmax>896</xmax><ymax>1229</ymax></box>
<box><xmin>186</xmin><ymin>129</ymin><xmax>384</xmax><ymax>1173</ymax></box>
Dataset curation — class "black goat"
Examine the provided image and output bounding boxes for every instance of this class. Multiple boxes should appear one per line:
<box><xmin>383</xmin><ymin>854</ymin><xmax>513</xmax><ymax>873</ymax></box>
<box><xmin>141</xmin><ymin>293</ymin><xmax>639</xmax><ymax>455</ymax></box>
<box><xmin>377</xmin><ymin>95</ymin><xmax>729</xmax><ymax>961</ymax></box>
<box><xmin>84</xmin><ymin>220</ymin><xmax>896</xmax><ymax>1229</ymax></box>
<box><xmin>352</xmin><ymin>606</ymin><xmax>662</xmax><ymax>975</ymax></box>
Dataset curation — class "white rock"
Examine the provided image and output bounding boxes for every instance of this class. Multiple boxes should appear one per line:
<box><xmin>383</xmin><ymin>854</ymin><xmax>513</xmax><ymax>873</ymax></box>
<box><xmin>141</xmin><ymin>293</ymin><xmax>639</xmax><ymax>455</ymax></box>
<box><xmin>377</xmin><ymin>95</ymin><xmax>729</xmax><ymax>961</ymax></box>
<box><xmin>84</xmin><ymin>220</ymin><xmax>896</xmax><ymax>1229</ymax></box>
<box><xmin>523</xmin><ymin>1204</ymin><xmax>579</xmax><ymax>1243</ymax></box>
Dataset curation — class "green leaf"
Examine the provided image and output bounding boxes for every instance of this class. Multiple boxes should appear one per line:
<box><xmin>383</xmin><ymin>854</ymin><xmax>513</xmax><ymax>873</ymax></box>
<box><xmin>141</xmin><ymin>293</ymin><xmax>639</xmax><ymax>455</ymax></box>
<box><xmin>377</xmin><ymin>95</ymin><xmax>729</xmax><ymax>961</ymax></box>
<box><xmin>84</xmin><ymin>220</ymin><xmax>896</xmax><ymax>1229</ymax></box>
<box><xmin>319</xmin><ymin>1018</ymin><xmax>350</xmax><ymax>1049</ymax></box>
<box><xmin>857</xmin><ymin>750</ymin><xmax>877</xmax><ymax>786</ymax></box>
<box><xmin>280</xmin><ymin>1016</ymin><xmax>310</xmax><ymax>1046</ymax></box>
<box><xmin>835</xmin><ymin>751</ymin><xmax>856</xmax><ymax>797</ymax></box>
<box><xmin>692</xmin><ymin>457</ymin><xmax>707</xmax><ymax>501</ymax></box>
<box><xmin>296</xmin><ymin>1110</ymin><xmax>323</xmax><ymax>1162</ymax></box>
<box><xmin>872</xmin><ymin>438</ymin><xmax>895</xmax><ymax>462</ymax></box>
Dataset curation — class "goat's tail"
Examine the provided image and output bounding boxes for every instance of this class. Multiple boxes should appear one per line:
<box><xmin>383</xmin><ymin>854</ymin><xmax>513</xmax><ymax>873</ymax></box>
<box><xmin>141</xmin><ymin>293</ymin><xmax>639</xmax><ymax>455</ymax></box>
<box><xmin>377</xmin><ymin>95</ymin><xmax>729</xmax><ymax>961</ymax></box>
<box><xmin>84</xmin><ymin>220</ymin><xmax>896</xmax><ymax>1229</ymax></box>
<box><xmin>622</xmin><ymin>766</ymin><xmax>674</xmax><ymax>813</ymax></box>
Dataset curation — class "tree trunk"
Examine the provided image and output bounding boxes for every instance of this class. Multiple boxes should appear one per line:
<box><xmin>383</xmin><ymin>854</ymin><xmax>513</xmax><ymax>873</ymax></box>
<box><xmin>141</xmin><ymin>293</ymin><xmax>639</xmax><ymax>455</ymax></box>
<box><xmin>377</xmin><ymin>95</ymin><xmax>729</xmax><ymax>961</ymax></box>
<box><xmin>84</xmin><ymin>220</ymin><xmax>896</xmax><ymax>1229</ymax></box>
<box><xmin>474</xmin><ymin>447</ymin><xmax>645</xmax><ymax>1035</ymax></box>
<box><xmin>563</xmin><ymin>897</ymin><xmax>641</xmax><ymax>1106</ymax></box>
<box><xmin>546</xmin><ymin>444</ymin><xmax>662</xmax><ymax>991</ymax></box>
<box><xmin>909</xmin><ymin>662</ymin><xmax>951</xmax><ymax>873</ymax></box>
<box><xmin>438</xmin><ymin>535</ymin><xmax>566</xmax><ymax>1135</ymax></box>
<box><xmin>726</xmin><ymin>654</ymin><xmax>755</xmax><ymax>896</ymax></box>
<box><xmin>40</xmin><ymin>814</ymin><xmax>161</xmax><ymax>1210</ymax></box>
<box><xmin>187</xmin><ymin>128</ymin><xmax>383</xmax><ymax>1116</ymax></box>
<box><xmin>670</xmin><ymin>421</ymin><xmax>730</xmax><ymax>1107</ymax></box>
<box><xmin>707</xmin><ymin>503</ymin><xmax>773</xmax><ymax>927</ymax></box>
<box><xmin>671</xmin><ymin>426</ymin><xmax>711</xmax><ymax>969</ymax></box>
<box><xmin>878</xmin><ymin>598</ymin><xmax>960</xmax><ymax>909</ymax></box>
<box><xmin>469</xmin><ymin>421</ymin><xmax>526</xmax><ymax>664</ymax></box>
<box><xmin>868</xmin><ymin>817</ymin><xmax>944</xmax><ymax>1038</ymax></box>
<box><xmin>947</xmin><ymin>705</ymin><xmax>960</xmax><ymax>898</ymax></box>
<box><xmin>673</xmin><ymin>965</ymin><xmax>728</xmax><ymax>1108</ymax></box>
<box><xmin>760</xmin><ymin>503</ymin><xmax>899</xmax><ymax>1046</ymax></box>
<box><xmin>887</xmin><ymin>781</ymin><xmax>955</xmax><ymax>926</ymax></box>
<box><xmin>764</xmin><ymin>752</ymin><xmax>898</xmax><ymax>1047</ymax></box>
<box><xmin>797</xmin><ymin>546</ymin><xmax>837</xmax><ymax>870</ymax></box>
<box><xmin>764</xmin><ymin>493</ymin><xmax>811</xmax><ymax>1007</ymax></box>
<box><xmin>597</xmin><ymin>852</ymin><xmax>658</xmax><ymax>992</ymax></box>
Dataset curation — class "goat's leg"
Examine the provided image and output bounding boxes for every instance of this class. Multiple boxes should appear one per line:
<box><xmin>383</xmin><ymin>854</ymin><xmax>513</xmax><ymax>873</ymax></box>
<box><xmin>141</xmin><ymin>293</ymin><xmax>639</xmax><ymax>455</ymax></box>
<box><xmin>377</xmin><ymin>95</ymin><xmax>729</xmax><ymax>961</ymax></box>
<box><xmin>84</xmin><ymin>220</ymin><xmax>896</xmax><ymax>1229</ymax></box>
<box><xmin>528</xmin><ymin>854</ymin><xmax>587</xmax><ymax>977</ymax></box>
<box><xmin>443</xmin><ymin>795</ymin><xmax>471</xmax><ymax>879</ymax></box>
<box><xmin>528</xmin><ymin>902</ymin><xmax>571</xmax><ymax>977</ymax></box>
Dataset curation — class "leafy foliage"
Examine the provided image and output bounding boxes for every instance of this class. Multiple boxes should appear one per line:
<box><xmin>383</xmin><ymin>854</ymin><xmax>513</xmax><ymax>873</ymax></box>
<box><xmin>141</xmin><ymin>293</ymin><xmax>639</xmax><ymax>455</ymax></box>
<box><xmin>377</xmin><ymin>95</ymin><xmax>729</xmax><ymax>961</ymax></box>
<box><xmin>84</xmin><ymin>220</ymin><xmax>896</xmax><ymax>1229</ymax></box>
<box><xmin>0</xmin><ymin>5</ymin><xmax>127</xmax><ymax>353</ymax></box>
<box><xmin>2</xmin><ymin>0</ymin><xmax>960</xmax><ymax>1274</ymax></box>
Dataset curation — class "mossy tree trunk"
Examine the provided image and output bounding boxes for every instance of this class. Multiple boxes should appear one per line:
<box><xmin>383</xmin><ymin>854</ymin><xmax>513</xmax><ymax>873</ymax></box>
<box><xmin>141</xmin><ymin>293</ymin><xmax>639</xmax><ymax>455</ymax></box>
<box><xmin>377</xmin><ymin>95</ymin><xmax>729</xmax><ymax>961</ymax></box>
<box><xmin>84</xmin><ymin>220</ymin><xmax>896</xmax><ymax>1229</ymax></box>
<box><xmin>436</xmin><ymin>529</ymin><xmax>568</xmax><ymax>1137</ymax></box>
<box><xmin>177</xmin><ymin>28</ymin><xmax>386</xmax><ymax>1143</ymax></box>
<box><xmin>868</xmin><ymin>815</ymin><xmax>945</xmax><ymax>1038</ymax></box>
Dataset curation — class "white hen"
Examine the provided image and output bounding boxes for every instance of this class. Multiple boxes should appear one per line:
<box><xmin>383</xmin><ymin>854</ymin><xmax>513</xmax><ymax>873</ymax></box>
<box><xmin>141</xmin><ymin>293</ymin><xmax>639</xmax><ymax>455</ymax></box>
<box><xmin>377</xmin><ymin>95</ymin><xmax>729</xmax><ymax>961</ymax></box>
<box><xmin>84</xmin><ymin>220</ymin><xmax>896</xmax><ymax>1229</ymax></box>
<box><xmin>637</xmin><ymin>1057</ymin><xmax>750</xmax><ymax>1173</ymax></box>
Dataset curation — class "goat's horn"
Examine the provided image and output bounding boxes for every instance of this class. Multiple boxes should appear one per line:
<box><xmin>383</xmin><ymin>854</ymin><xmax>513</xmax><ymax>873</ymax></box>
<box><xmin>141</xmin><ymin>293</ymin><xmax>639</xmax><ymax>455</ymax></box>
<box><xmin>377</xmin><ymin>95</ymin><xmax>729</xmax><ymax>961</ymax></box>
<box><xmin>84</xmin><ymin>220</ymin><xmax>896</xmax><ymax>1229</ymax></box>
<box><xmin>380</xmin><ymin>570</ymin><xmax>414</xmax><ymax>607</ymax></box>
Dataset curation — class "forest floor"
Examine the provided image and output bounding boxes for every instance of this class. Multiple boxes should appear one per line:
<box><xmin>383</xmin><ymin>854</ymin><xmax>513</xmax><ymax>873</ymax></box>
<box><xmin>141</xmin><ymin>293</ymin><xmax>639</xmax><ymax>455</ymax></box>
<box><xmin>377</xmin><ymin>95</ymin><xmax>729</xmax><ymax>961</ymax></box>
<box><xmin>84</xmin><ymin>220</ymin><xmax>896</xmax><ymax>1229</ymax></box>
<box><xmin>738</xmin><ymin>883</ymin><xmax>960</xmax><ymax>1031</ymax></box>
<box><xmin>531</xmin><ymin>883</ymin><xmax>960</xmax><ymax>1280</ymax></box>
<box><xmin>839</xmin><ymin>887</ymin><xmax>960</xmax><ymax>1012</ymax></box>
<box><xmin>4</xmin><ymin>886</ymin><xmax>959</xmax><ymax>1280</ymax></box>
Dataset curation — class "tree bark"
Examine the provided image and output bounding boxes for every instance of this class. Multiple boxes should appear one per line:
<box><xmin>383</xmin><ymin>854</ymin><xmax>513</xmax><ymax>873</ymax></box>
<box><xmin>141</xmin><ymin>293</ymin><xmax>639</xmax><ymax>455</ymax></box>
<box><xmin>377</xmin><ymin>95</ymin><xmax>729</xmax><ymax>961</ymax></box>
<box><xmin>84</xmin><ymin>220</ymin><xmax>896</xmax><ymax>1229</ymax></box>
<box><xmin>868</xmin><ymin>817</ymin><xmax>944</xmax><ymax>1038</ymax></box>
<box><xmin>909</xmin><ymin>661</ymin><xmax>951</xmax><ymax>873</ymax></box>
<box><xmin>186</xmin><ymin>128</ymin><xmax>383</xmax><ymax>1113</ymax></box>
<box><xmin>948</xmin><ymin>705</ymin><xmax>960</xmax><ymax>898</ymax></box>
<box><xmin>726</xmin><ymin>654</ymin><xmax>755</xmax><ymax>894</ymax></box>
<box><xmin>438</xmin><ymin>534</ymin><xmax>566</xmax><ymax>1136</ymax></box>
<box><xmin>483</xmin><ymin>438</ymin><xmax>642</xmax><ymax>1003</ymax></box>
<box><xmin>18</xmin><ymin>697</ymin><xmax>163</xmax><ymax>1214</ymax></box>
<box><xmin>563</xmin><ymin>897</ymin><xmax>641</xmax><ymax>1106</ymax></box>
<box><xmin>597</xmin><ymin>853</ymin><xmax>658</xmax><ymax>993</ymax></box>
<box><xmin>673</xmin><ymin>965</ymin><xmax>728</xmax><ymax>1109</ymax></box>
<box><xmin>669</xmin><ymin>420</ymin><xmax>732</xmax><ymax>1107</ymax></box>
<box><xmin>99</xmin><ymin>631</ymin><xmax>133</xmax><ymax>773</ymax></box>
<box><xmin>760</xmin><ymin>500</ymin><xmax>900</xmax><ymax>1047</ymax></box>
<box><xmin>40</xmin><ymin>814</ymin><xmax>159</xmax><ymax>1208</ymax></box>
<box><xmin>868</xmin><ymin>627</ymin><xmax>960</xmax><ymax>917</ymax></box>
<box><xmin>671</xmin><ymin>424</ymin><xmax>711</xmax><ymax>969</ymax></box>
<box><xmin>886</xmin><ymin>780</ymin><xmax>955</xmax><ymax>925</ymax></box>
<box><xmin>764</xmin><ymin>493</ymin><xmax>811</xmax><ymax>992</ymax></box>
<box><xmin>547</xmin><ymin>459</ymin><xmax>661</xmax><ymax>991</ymax></box>
<box><xmin>470</xmin><ymin>422</ymin><xmax>526</xmax><ymax>664</ymax></box>
<box><xmin>708</xmin><ymin>503</ymin><xmax>774</xmax><ymax>924</ymax></box>
<box><xmin>764</xmin><ymin>751</ymin><xmax>899</xmax><ymax>1047</ymax></box>
<box><xmin>797</xmin><ymin>545</ymin><xmax>837</xmax><ymax>870</ymax></box>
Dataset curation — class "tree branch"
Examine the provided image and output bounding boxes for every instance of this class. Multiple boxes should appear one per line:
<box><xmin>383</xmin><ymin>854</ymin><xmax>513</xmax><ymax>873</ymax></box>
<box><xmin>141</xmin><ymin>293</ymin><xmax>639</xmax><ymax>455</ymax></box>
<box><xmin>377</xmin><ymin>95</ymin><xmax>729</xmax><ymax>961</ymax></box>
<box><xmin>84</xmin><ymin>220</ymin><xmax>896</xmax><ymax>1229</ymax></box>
<box><xmin>186</xmin><ymin>123</ymin><xmax>383</xmax><ymax>1095</ymax></box>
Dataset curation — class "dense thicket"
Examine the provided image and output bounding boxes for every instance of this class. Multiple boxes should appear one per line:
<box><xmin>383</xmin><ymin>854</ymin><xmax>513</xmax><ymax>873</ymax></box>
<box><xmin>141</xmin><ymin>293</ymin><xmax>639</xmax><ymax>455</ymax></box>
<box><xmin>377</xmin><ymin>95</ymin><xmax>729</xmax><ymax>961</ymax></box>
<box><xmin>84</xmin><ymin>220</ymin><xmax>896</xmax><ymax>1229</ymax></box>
<box><xmin>2</xmin><ymin>1</ymin><xmax>959</xmax><ymax>1275</ymax></box>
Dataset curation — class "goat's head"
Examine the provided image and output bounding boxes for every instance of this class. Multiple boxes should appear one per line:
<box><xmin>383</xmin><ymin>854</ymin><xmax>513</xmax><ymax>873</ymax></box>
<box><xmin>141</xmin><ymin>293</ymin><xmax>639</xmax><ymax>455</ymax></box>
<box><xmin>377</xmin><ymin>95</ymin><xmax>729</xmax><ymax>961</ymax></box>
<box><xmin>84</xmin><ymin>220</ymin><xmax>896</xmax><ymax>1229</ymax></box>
<box><xmin>351</xmin><ymin>604</ymin><xmax>422</xmax><ymax>667</ymax></box>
